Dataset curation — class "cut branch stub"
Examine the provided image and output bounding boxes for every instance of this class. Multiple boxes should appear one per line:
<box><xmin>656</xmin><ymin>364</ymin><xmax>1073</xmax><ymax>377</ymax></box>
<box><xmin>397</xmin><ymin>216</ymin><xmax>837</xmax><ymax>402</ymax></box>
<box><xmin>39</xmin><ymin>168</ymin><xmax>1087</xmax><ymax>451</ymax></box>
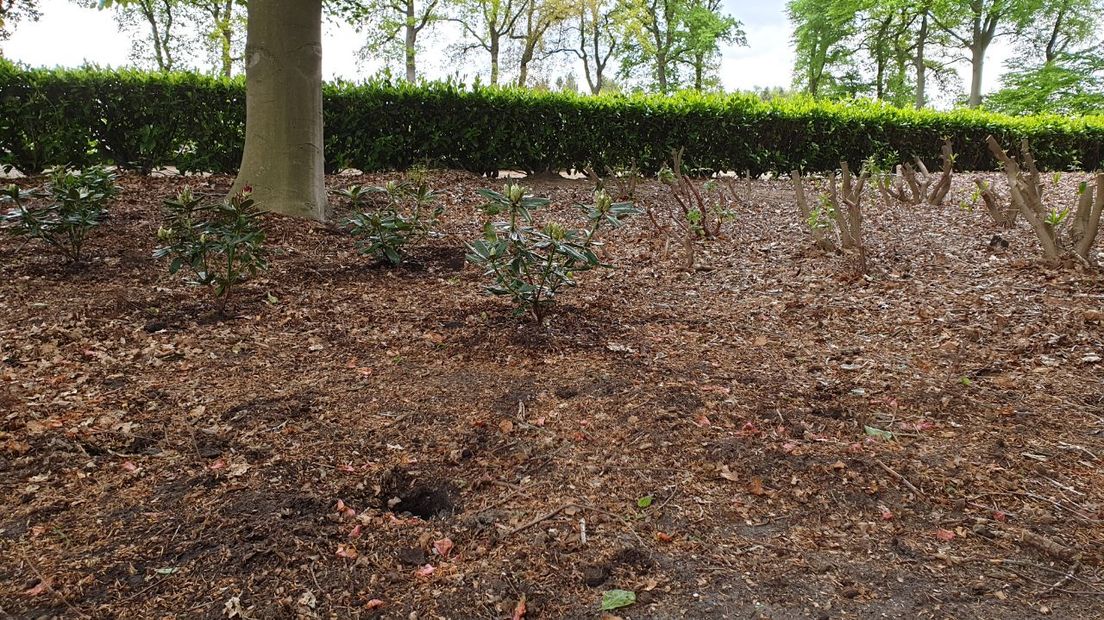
<box><xmin>791</xmin><ymin>170</ymin><xmax>837</xmax><ymax>253</ymax></box>
<box><xmin>836</xmin><ymin>162</ymin><xmax>868</xmax><ymax>270</ymax></box>
<box><xmin>974</xmin><ymin>179</ymin><xmax>1017</xmax><ymax>229</ymax></box>
<box><xmin>1070</xmin><ymin>173</ymin><xmax>1103</xmax><ymax>263</ymax></box>
<box><xmin>927</xmin><ymin>141</ymin><xmax>954</xmax><ymax>206</ymax></box>
<box><xmin>881</xmin><ymin>141</ymin><xmax>954</xmax><ymax>207</ymax></box>
<box><xmin>986</xmin><ymin>135</ymin><xmax>1060</xmax><ymax>263</ymax></box>
<box><xmin>793</xmin><ymin>163</ymin><xmax>868</xmax><ymax>273</ymax></box>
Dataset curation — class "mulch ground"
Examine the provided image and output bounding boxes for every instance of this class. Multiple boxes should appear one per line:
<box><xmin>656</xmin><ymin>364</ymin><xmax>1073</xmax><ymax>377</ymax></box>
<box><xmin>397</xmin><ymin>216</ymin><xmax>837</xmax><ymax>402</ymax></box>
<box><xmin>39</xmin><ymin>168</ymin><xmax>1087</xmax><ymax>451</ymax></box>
<box><xmin>1</xmin><ymin>169</ymin><xmax>1103</xmax><ymax>619</ymax></box>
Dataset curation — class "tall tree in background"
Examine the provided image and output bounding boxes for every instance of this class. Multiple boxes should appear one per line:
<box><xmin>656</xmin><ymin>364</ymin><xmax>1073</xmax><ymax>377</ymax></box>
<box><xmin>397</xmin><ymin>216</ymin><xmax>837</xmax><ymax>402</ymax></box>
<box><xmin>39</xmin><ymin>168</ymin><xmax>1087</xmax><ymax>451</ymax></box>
<box><xmin>90</xmin><ymin>0</ymin><xmax>243</xmax><ymax>75</ymax></box>
<box><xmin>0</xmin><ymin>1</ymin><xmax>41</xmax><ymax>51</ymax></box>
<box><xmin>927</xmin><ymin>0</ymin><xmax>1038</xmax><ymax>108</ymax></box>
<box><xmin>856</xmin><ymin>1</ymin><xmax>915</xmax><ymax>103</ymax></box>
<box><xmin>333</xmin><ymin>0</ymin><xmax>443</xmax><ymax>82</ymax></box>
<box><xmin>912</xmin><ymin>3</ymin><xmax>930</xmax><ymax>107</ymax></box>
<box><xmin>680</xmin><ymin>0</ymin><xmax>744</xmax><ymax>91</ymax></box>
<box><xmin>511</xmin><ymin>0</ymin><xmax>570</xmax><ymax>86</ymax></box>
<box><xmin>570</xmin><ymin>0</ymin><xmax>619</xmax><ymax>94</ymax></box>
<box><xmin>618</xmin><ymin>0</ymin><xmax>741</xmax><ymax>92</ymax></box>
<box><xmin>99</xmin><ymin>0</ymin><xmax>191</xmax><ymax>71</ymax></box>
<box><xmin>618</xmin><ymin>0</ymin><xmax>681</xmax><ymax>92</ymax></box>
<box><xmin>450</xmin><ymin>0</ymin><xmax>529</xmax><ymax>85</ymax></box>
<box><xmin>787</xmin><ymin>0</ymin><xmax>856</xmax><ymax>96</ymax></box>
<box><xmin>788</xmin><ymin>0</ymin><xmax>961</xmax><ymax>108</ymax></box>
<box><xmin>986</xmin><ymin>0</ymin><xmax>1104</xmax><ymax>114</ymax></box>
<box><xmin>192</xmin><ymin>0</ymin><xmax>242</xmax><ymax>77</ymax></box>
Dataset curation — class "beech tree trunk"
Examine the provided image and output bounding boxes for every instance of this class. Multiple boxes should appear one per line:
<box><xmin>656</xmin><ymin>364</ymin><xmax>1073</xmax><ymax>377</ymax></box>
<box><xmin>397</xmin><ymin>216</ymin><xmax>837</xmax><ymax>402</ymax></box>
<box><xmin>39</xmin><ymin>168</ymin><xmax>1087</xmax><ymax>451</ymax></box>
<box><xmin>230</xmin><ymin>0</ymin><xmax>327</xmax><ymax>221</ymax></box>
<box><xmin>655</xmin><ymin>50</ymin><xmax>668</xmax><ymax>93</ymax></box>
<box><xmin>405</xmin><ymin>0</ymin><xmax>417</xmax><ymax>82</ymax></box>
<box><xmin>914</xmin><ymin>12</ymin><xmax>927</xmax><ymax>109</ymax></box>
<box><xmin>968</xmin><ymin>41</ymin><xmax>985</xmax><ymax>108</ymax></box>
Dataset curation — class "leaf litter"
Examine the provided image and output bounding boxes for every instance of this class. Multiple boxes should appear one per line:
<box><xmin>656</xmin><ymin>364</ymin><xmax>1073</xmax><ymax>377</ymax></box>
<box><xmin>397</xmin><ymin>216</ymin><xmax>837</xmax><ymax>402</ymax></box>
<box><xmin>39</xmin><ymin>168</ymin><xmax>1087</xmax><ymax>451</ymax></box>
<box><xmin>0</xmin><ymin>170</ymin><xmax>1102</xmax><ymax>618</ymax></box>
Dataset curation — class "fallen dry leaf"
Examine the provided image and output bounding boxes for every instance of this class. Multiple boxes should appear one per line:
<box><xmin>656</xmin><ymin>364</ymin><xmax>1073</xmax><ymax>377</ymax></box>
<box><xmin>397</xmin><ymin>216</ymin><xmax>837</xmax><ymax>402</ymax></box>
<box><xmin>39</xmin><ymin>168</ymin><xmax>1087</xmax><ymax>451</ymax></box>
<box><xmin>719</xmin><ymin>465</ymin><xmax>739</xmax><ymax>482</ymax></box>
<box><xmin>433</xmin><ymin>537</ymin><xmax>454</xmax><ymax>558</ymax></box>
<box><xmin>748</xmin><ymin>477</ymin><xmax>766</xmax><ymax>496</ymax></box>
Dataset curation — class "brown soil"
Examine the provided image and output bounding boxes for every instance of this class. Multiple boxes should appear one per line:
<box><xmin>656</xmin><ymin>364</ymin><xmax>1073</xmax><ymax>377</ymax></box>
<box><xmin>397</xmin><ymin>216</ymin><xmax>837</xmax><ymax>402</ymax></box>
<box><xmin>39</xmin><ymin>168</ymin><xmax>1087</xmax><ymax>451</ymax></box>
<box><xmin>1</xmin><ymin>170</ymin><xmax>1103</xmax><ymax>619</ymax></box>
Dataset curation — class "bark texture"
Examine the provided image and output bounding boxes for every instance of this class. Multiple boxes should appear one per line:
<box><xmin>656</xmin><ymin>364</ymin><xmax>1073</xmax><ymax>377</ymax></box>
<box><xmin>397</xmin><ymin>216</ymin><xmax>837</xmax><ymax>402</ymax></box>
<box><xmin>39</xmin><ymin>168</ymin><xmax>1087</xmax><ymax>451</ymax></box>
<box><xmin>230</xmin><ymin>0</ymin><xmax>328</xmax><ymax>221</ymax></box>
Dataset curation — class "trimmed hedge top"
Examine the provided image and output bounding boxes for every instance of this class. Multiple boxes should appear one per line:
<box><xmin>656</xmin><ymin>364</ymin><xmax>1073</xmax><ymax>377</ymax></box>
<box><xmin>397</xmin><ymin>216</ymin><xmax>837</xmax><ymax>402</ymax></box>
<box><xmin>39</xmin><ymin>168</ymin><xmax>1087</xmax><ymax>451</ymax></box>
<box><xmin>2</xmin><ymin>62</ymin><xmax>1102</xmax><ymax>176</ymax></box>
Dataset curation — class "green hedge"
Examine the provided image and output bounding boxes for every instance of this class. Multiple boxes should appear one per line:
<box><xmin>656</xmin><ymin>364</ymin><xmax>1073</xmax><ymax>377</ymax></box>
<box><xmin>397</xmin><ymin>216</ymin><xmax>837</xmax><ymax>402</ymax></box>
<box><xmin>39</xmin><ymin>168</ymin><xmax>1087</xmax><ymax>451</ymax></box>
<box><xmin>2</xmin><ymin>62</ymin><xmax>1103</xmax><ymax>176</ymax></box>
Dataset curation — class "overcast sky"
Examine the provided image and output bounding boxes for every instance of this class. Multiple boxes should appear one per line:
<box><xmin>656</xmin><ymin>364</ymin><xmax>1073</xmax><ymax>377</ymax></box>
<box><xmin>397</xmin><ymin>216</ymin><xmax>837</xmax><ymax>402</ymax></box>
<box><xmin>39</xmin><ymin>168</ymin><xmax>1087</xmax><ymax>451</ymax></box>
<box><xmin>5</xmin><ymin>0</ymin><xmax>1010</xmax><ymax>97</ymax></box>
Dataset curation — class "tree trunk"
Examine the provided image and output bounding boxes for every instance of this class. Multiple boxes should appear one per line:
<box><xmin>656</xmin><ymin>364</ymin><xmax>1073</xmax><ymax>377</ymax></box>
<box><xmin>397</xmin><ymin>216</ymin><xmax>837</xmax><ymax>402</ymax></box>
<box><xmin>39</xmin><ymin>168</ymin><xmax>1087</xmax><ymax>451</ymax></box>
<box><xmin>1044</xmin><ymin>6</ymin><xmax>1065</xmax><ymax>63</ymax></box>
<box><xmin>219</xmin><ymin>25</ymin><xmax>233</xmax><ymax>76</ymax></box>
<box><xmin>139</xmin><ymin>1</ymin><xmax>168</xmax><ymax>71</ymax></box>
<box><xmin>656</xmin><ymin>50</ymin><xmax>668</xmax><ymax>93</ymax></box>
<box><xmin>205</xmin><ymin>0</ymin><xmax>235</xmax><ymax>77</ymax></box>
<box><xmin>230</xmin><ymin>0</ymin><xmax>327</xmax><ymax>221</ymax></box>
<box><xmin>218</xmin><ymin>0</ymin><xmax>233</xmax><ymax>77</ymax></box>
<box><xmin>968</xmin><ymin>41</ymin><xmax>984</xmax><ymax>107</ymax></box>
<box><xmin>159</xmin><ymin>0</ymin><xmax>175</xmax><ymax>70</ymax></box>
<box><xmin>873</xmin><ymin>16</ymin><xmax>891</xmax><ymax>100</ymax></box>
<box><xmin>489</xmin><ymin>34</ymin><xmax>500</xmax><ymax>85</ymax></box>
<box><xmin>966</xmin><ymin>9</ymin><xmax>991</xmax><ymax>109</ymax></box>
<box><xmin>517</xmin><ymin>59</ymin><xmax>529</xmax><ymax>87</ymax></box>
<box><xmin>404</xmin><ymin>0</ymin><xmax>417</xmax><ymax>82</ymax></box>
<box><xmin>518</xmin><ymin>39</ymin><xmax>535</xmax><ymax>87</ymax></box>
<box><xmin>914</xmin><ymin>12</ymin><xmax>927</xmax><ymax>109</ymax></box>
<box><xmin>875</xmin><ymin>57</ymin><xmax>885</xmax><ymax>99</ymax></box>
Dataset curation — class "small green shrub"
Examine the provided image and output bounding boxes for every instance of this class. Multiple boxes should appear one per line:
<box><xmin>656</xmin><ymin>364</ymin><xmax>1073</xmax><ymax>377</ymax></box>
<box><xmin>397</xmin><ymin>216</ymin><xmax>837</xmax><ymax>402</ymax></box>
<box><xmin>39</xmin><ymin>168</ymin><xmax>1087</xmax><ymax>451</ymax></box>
<box><xmin>466</xmin><ymin>184</ymin><xmax>638</xmax><ymax>322</ymax></box>
<box><xmin>154</xmin><ymin>187</ymin><xmax>268</xmax><ymax>312</ymax></box>
<box><xmin>341</xmin><ymin>179</ymin><xmax>443</xmax><ymax>265</ymax></box>
<box><xmin>1</xmin><ymin>165</ymin><xmax>118</xmax><ymax>263</ymax></box>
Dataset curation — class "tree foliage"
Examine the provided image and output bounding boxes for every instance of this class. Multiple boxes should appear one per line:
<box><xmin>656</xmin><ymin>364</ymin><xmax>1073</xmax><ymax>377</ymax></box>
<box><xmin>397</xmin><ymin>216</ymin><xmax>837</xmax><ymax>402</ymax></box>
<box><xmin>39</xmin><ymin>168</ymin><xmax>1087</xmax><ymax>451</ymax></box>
<box><xmin>784</xmin><ymin>0</ymin><xmax>1104</xmax><ymax>113</ymax></box>
<box><xmin>986</xmin><ymin>0</ymin><xmax>1104</xmax><ymax>115</ymax></box>
<box><xmin>0</xmin><ymin>1</ymin><xmax>41</xmax><ymax>49</ymax></box>
<box><xmin>617</xmin><ymin>0</ymin><xmax>744</xmax><ymax>92</ymax></box>
<box><xmin>90</xmin><ymin>0</ymin><xmax>245</xmax><ymax>76</ymax></box>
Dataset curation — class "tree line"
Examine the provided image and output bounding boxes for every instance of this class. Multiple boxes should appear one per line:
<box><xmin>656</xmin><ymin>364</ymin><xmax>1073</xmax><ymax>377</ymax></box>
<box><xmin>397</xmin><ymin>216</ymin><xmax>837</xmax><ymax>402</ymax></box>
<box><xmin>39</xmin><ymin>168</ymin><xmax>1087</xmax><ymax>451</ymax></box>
<box><xmin>0</xmin><ymin>0</ymin><xmax>1102</xmax><ymax>115</ymax></box>
<box><xmin>788</xmin><ymin>0</ymin><xmax>1104</xmax><ymax>114</ymax></box>
<box><xmin>7</xmin><ymin>0</ymin><xmax>741</xmax><ymax>95</ymax></box>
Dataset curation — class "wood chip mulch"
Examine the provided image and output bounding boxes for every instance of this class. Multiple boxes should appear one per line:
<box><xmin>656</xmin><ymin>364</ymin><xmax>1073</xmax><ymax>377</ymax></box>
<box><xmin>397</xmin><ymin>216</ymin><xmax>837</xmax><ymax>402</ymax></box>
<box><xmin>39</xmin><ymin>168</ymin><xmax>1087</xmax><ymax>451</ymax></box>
<box><xmin>1</xmin><ymin>170</ymin><xmax>1102</xmax><ymax>619</ymax></box>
